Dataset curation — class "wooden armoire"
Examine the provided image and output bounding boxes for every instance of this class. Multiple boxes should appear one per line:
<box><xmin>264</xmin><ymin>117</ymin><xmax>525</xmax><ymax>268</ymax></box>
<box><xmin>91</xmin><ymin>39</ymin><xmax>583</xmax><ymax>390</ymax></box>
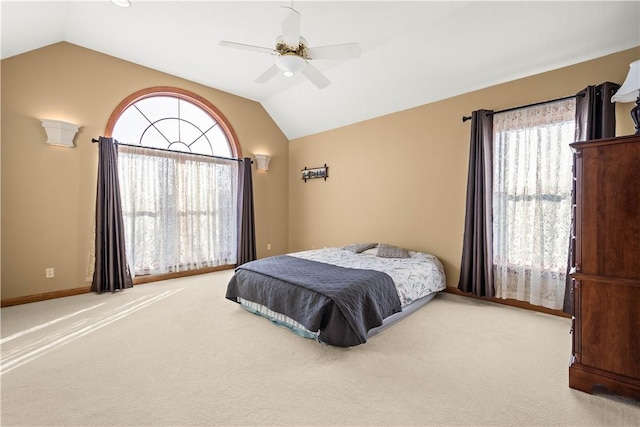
<box><xmin>569</xmin><ymin>134</ymin><xmax>640</xmax><ymax>401</ymax></box>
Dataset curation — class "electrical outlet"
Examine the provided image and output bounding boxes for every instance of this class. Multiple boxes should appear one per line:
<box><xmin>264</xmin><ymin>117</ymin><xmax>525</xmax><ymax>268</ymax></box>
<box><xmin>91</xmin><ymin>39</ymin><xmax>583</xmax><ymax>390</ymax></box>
<box><xmin>267</xmin><ymin>243</ymin><xmax>271</xmax><ymax>250</ymax></box>
<box><xmin>45</xmin><ymin>268</ymin><xmax>55</xmax><ymax>279</ymax></box>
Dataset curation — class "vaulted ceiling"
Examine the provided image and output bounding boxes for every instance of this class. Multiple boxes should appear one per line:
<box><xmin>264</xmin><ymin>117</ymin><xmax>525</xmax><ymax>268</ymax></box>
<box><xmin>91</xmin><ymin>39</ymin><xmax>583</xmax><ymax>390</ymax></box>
<box><xmin>2</xmin><ymin>1</ymin><xmax>639</xmax><ymax>139</ymax></box>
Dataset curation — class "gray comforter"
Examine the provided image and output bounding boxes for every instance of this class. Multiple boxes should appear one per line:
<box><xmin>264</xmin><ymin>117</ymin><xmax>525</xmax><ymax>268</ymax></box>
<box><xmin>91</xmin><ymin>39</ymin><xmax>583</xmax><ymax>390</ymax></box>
<box><xmin>226</xmin><ymin>255</ymin><xmax>402</xmax><ymax>346</ymax></box>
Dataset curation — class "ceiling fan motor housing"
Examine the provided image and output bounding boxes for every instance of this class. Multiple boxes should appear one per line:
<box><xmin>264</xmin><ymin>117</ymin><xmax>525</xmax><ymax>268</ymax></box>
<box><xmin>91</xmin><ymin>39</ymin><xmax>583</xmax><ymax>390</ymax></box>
<box><xmin>275</xmin><ymin>36</ymin><xmax>308</xmax><ymax>58</ymax></box>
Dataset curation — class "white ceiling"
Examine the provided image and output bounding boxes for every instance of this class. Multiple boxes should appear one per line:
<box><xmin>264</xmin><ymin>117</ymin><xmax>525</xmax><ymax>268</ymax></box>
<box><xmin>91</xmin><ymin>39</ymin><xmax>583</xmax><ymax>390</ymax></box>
<box><xmin>2</xmin><ymin>1</ymin><xmax>639</xmax><ymax>139</ymax></box>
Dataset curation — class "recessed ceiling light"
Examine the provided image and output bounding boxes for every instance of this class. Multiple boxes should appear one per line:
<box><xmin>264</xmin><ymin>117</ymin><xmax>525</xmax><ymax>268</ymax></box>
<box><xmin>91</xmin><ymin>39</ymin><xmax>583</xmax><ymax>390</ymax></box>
<box><xmin>110</xmin><ymin>0</ymin><xmax>131</xmax><ymax>7</ymax></box>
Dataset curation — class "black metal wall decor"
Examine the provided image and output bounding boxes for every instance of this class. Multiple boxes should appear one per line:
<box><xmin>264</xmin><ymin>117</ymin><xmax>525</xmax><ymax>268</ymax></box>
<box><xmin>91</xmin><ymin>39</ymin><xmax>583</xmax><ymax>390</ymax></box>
<box><xmin>301</xmin><ymin>164</ymin><xmax>328</xmax><ymax>182</ymax></box>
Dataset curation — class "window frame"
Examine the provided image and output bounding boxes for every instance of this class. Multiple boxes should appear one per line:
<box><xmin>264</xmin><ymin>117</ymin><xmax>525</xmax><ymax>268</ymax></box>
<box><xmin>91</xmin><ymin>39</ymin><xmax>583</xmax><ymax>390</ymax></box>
<box><xmin>105</xmin><ymin>86</ymin><xmax>242</xmax><ymax>284</ymax></box>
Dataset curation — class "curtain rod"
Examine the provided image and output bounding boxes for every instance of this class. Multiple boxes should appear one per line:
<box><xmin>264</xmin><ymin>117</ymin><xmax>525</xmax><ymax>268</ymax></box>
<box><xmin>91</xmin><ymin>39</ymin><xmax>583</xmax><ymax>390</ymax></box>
<box><xmin>91</xmin><ymin>138</ymin><xmax>246</xmax><ymax>163</ymax></box>
<box><xmin>461</xmin><ymin>93</ymin><xmax>584</xmax><ymax>123</ymax></box>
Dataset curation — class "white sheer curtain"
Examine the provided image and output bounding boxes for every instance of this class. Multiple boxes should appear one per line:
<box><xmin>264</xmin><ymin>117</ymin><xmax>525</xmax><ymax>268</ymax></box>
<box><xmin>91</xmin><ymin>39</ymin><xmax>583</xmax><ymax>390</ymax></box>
<box><xmin>118</xmin><ymin>145</ymin><xmax>238</xmax><ymax>276</ymax></box>
<box><xmin>492</xmin><ymin>99</ymin><xmax>575</xmax><ymax>309</ymax></box>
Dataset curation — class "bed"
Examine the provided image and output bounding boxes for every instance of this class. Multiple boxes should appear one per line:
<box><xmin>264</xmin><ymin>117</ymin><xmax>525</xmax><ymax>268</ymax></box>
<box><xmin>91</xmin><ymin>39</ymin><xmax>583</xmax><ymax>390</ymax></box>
<box><xmin>225</xmin><ymin>243</ymin><xmax>446</xmax><ymax>347</ymax></box>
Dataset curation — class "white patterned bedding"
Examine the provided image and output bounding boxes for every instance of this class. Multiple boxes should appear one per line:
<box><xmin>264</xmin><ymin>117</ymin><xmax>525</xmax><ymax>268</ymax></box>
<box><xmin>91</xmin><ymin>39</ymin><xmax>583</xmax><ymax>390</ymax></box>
<box><xmin>289</xmin><ymin>247</ymin><xmax>446</xmax><ymax>307</ymax></box>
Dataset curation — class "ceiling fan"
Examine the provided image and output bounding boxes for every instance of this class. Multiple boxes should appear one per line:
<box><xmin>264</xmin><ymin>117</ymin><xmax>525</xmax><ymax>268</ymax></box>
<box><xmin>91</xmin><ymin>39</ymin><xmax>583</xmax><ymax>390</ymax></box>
<box><xmin>219</xmin><ymin>5</ymin><xmax>361</xmax><ymax>89</ymax></box>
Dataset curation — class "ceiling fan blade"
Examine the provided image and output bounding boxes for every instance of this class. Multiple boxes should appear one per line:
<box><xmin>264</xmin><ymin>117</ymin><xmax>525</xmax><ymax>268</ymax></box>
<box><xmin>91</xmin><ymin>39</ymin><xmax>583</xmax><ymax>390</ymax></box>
<box><xmin>301</xmin><ymin>62</ymin><xmax>330</xmax><ymax>89</ymax></box>
<box><xmin>219</xmin><ymin>41</ymin><xmax>275</xmax><ymax>55</ymax></box>
<box><xmin>307</xmin><ymin>42</ymin><xmax>362</xmax><ymax>60</ymax></box>
<box><xmin>255</xmin><ymin>64</ymin><xmax>281</xmax><ymax>84</ymax></box>
<box><xmin>279</xmin><ymin>6</ymin><xmax>301</xmax><ymax>48</ymax></box>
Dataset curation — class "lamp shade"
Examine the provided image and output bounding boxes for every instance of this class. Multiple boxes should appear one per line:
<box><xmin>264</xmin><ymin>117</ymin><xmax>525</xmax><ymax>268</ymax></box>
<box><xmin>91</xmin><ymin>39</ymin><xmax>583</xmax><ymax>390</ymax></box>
<box><xmin>612</xmin><ymin>60</ymin><xmax>640</xmax><ymax>103</ymax></box>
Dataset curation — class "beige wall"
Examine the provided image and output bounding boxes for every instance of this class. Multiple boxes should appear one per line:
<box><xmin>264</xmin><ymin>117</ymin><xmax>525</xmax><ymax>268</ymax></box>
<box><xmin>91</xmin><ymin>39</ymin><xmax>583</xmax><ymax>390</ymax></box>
<box><xmin>288</xmin><ymin>47</ymin><xmax>640</xmax><ymax>288</ymax></box>
<box><xmin>1</xmin><ymin>42</ymin><xmax>289</xmax><ymax>300</ymax></box>
<box><xmin>3</xmin><ymin>42</ymin><xmax>638</xmax><ymax>301</ymax></box>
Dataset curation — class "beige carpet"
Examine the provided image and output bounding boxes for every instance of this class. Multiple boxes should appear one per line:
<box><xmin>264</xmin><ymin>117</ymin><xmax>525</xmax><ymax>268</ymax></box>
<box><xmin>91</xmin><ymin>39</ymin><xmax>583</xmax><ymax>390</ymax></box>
<box><xmin>1</xmin><ymin>271</ymin><xmax>638</xmax><ymax>426</ymax></box>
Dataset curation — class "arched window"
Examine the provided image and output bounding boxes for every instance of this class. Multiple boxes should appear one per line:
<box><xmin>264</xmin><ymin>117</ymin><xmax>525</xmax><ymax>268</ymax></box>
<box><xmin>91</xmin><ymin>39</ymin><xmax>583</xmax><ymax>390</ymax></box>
<box><xmin>108</xmin><ymin>88</ymin><xmax>240</xmax><ymax>157</ymax></box>
<box><xmin>106</xmin><ymin>87</ymin><xmax>241</xmax><ymax>278</ymax></box>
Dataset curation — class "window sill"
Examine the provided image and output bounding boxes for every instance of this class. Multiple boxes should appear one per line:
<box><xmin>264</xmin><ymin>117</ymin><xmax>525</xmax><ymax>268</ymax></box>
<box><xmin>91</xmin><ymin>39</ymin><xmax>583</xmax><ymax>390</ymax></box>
<box><xmin>132</xmin><ymin>264</ymin><xmax>236</xmax><ymax>285</ymax></box>
<box><xmin>444</xmin><ymin>287</ymin><xmax>571</xmax><ymax>318</ymax></box>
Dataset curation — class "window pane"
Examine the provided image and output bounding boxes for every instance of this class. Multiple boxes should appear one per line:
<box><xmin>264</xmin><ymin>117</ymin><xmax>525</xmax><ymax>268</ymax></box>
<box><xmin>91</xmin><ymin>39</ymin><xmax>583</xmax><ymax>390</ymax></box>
<box><xmin>178</xmin><ymin>121</ymin><xmax>209</xmax><ymax>153</ymax></box>
<box><xmin>179</xmin><ymin>99</ymin><xmax>215</xmax><ymax>132</ymax></box>
<box><xmin>112</xmin><ymin>107</ymin><xmax>149</xmax><ymax>145</ymax></box>
<box><xmin>136</xmin><ymin>96</ymin><xmax>179</xmax><ymax>124</ymax></box>
<box><xmin>153</xmin><ymin>118</ymin><xmax>180</xmax><ymax>146</ymax></box>
<box><xmin>205</xmin><ymin>125</ymin><xmax>232</xmax><ymax>157</ymax></box>
<box><xmin>140</xmin><ymin>125</ymin><xmax>171</xmax><ymax>150</ymax></box>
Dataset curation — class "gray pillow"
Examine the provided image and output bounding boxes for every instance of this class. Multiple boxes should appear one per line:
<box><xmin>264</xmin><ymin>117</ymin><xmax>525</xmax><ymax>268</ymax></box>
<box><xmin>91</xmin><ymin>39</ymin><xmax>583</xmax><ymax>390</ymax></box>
<box><xmin>376</xmin><ymin>243</ymin><xmax>410</xmax><ymax>258</ymax></box>
<box><xmin>343</xmin><ymin>242</ymin><xmax>378</xmax><ymax>253</ymax></box>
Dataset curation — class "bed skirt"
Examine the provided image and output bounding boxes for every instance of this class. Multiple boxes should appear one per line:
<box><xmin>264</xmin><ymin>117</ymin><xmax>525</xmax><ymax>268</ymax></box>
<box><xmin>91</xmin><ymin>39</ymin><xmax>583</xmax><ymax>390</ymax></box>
<box><xmin>237</xmin><ymin>291</ymin><xmax>440</xmax><ymax>344</ymax></box>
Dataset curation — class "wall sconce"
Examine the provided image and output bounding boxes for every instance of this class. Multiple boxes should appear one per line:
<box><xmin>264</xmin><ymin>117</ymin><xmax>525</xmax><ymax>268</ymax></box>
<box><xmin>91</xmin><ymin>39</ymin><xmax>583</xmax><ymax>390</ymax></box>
<box><xmin>611</xmin><ymin>59</ymin><xmax>640</xmax><ymax>135</ymax></box>
<box><xmin>41</xmin><ymin>119</ymin><xmax>80</xmax><ymax>148</ymax></box>
<box><xmin>255</xmin><ymin>154</ymin><xmax>271</xmax><ymax>171</ymax></box>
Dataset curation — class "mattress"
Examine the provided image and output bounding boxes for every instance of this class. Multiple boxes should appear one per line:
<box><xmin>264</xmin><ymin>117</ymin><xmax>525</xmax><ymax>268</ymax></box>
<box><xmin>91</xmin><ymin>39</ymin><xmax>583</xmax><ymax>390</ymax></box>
<box><xmin>228</xmin><ymin>246</ymin><xmax>446</xmax><ymax>345</ymax></box>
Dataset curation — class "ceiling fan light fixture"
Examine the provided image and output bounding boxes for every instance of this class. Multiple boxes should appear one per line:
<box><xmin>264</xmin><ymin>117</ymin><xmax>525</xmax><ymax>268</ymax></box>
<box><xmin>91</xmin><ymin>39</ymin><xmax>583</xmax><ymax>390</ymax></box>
<box><xmin>110</xmin><ymin>0</ymin><xmax>131</xmax><ymax>7</ymax></box>
<box><xmin>276</xmin><ymin>54</ymin><xmax>306</xmax><ymax>76</ymax></box>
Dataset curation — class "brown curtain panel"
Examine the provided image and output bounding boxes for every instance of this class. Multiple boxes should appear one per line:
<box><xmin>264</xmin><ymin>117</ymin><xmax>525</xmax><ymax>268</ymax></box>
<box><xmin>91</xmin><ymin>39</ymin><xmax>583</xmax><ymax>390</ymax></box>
<box><xmin>458</xmin><ymin>109</ymin><xmax>495</xmax><ymax>297</ymax></box>
<box><xmin>563</xmin><ymin>82</ymin><xmax>620</xmax><ymax>313</ymax></box>
<box><xmin>237</xmin><ymin>157</ymin><xmax>256</xmax><ymax>265</ymax></box>
<box><xmin>91</xmin><ymin>137</ymin><xmax>133</xmax><ymax>293</ymax></box>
